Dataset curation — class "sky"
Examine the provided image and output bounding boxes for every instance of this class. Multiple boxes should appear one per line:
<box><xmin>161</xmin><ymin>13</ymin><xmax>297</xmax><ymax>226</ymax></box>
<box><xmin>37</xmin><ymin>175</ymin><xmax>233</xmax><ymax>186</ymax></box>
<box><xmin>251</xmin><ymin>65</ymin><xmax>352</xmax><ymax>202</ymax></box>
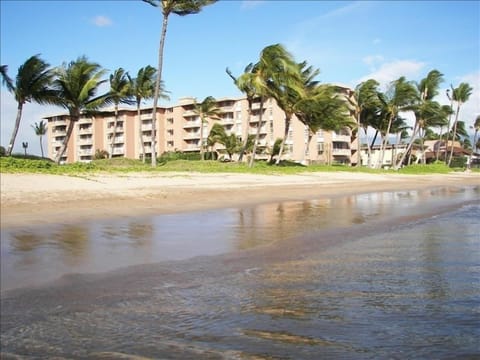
<box><xmin>1</xmin><ymin>0</ymin><xmax>479</xmax><ymax>155</ymax></box>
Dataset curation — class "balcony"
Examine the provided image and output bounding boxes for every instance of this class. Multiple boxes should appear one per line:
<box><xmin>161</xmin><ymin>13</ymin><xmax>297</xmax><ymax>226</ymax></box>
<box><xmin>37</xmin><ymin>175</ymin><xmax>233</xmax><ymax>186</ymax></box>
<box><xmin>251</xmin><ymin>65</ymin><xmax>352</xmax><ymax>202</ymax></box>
<box><xmin>332</xmin><ymin>148</ymin><xmax>351</xmax><ymax>156</ymax></box>
<box><xmin>141</xmin><ymin>123</ymin><xmax>153</xmax><ymax>131</ymax></box>
<box><xmin>78</xmin><ymin>138</ymin><xmax>93</xmax><ymax>145</ymax></box>
<box><xmin>112</xmin><ymin>147</ymin><xmax>124</xmax><ymax>155</ymax></box>
<box><xmin>182</xmin><ymin>110</ymin><xmax>197</xmax><ymax>118</ymax></box>
<box><xmin>78</xmin><ymin>127</ymin><xmax>92</xmax><ymax>134</ymax></box>
<box><xmin>78</xmin><ymin>148</ymin><xmax>93</xmax><ymax>156</ymax></box>
<box><xmin>183</xmin><ymin>121</ymin><xmax>201</xmax><ymax>129</ymax></box>
<box><xmin>184</xmin><ymin>144</ymin><xmax>200</xmax><ymax>151</ymax></box>
<box><xmin>332</xmin><ymin>134</ymin><xmax>350</xmax><ymax>142</ymax></box>
<box><xmin>248</xmin><ymin>126</ymin><xmax>267</xmax><ymax>135</ymax></box>
<box><xmin>183</xmin><ymin>132</ymin><xmax>200</xmax><ymax>140</ymax></box>
<box><xmin>52</xmin><ymin>119</ymin><xmax>67</xmax><ymax>126</ymax></box>
<box><xmin>140</xmin><ymin>113</ymin><xmax>153</xmax><ymax>120</ymax></box>
<box><xmin>221</xmin><ymin>118</ymin><xmax>235</xmax><ymax>126</ymax></box>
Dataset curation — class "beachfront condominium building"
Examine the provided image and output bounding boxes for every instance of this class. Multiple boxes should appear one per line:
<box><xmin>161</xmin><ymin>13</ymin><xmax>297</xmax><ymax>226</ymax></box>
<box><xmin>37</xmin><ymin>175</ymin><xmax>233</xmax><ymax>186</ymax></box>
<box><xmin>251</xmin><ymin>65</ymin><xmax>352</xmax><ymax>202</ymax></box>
<box><xmin>45</xmin><ymin>95</ymin><xmax>358</xmax><ymax>165</ymax></box>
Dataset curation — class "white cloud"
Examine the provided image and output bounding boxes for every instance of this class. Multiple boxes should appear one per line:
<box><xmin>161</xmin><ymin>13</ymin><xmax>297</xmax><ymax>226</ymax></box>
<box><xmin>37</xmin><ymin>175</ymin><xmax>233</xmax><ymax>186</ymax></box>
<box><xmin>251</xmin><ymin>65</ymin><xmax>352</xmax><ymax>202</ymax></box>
<box><xmin>92</xmin><ymin>15</ymin><xmax>112</xmax><ymax>27</ymax></box>
<box><xmin>372</xmin><ymin>38</ymin><xmax>381</xmax><ymax>45</ymax></box>
<box><xmin>240</xmin><ymin>0</ymin><xmax>265</xmax><ymax>10</ymax></box>
<box><xmin>318</xmin><ymin>1</ymin><xmax>365</xmax><ymax>19</ymax></box>
<box><xmin>362</xmin><ymin>54</ymin><xmax>384</xmax><ymax>68</ymax></box>
<box><xmin>357</xmin><ymin>59</ymin><xmax>426</xmax><ymax>89</ymax></box>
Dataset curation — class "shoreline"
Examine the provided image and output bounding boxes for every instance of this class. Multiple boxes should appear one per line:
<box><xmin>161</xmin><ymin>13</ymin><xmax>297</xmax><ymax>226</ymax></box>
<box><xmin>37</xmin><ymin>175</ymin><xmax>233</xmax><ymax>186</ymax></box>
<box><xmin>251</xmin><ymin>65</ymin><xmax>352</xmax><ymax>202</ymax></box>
<box><xmin>1</xmin><ymin>171</ymin><xmax>479</xmax><ymax>228</ymax></box>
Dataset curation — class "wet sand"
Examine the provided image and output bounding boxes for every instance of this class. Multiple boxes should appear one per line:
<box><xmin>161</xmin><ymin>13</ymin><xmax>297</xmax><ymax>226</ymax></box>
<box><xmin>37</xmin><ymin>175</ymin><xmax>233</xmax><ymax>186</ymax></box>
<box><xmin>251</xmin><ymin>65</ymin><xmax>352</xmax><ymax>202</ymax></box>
<box><xmin>1</xmin><ymin>171</ymin><xmax>478</xmax><ymax>228</ymax></box>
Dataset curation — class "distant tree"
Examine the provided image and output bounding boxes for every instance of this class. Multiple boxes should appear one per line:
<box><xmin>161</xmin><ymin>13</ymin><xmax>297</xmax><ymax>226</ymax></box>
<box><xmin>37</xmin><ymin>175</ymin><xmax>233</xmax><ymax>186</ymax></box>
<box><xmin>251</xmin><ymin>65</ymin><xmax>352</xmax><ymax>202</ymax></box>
<box><xmin>108</xmin><ymin>68</ymin><xmax>134</xmax><ymax>159</ymax></box>
<box><xmin>2</xmin><ymin>55</ymin><xmax>55</xmax><ymax>156</ymax></box>
<box><xmin>130</xmin><ymin>66</ymin><xmax>169</xmax><ymax>162</ymax></box>
<box><xmin>31</xmin><ymin>120</ymin><xmax>47</xmax><ymax>158</ymax></box>
<box><xmin>447</xmin><ymin>83</ymin><xmax>473</xmax><ymax>166</ymax></box>
<box><xmin>193</xmin><ymin>96</ymin><xmax>221</xmax><ymax>160</ymax></box>
<box><xmin>94</xmin><ymin>149</ymin><xmax>109</xmax><ymax>159</ymax></box>
<box><xmin>473</xmin><ymin>115</ymin><xmax>480</xmax><ymax>152</ymax></box>
<box><xmin>0</xmin><ymin>146</ymin><xmax>6</xmax><ymax>156</ymax></box>
<box><xmin>143</xmin><ymin>0</ymin><xmax>217</xmax><ymax>167</ymax></box>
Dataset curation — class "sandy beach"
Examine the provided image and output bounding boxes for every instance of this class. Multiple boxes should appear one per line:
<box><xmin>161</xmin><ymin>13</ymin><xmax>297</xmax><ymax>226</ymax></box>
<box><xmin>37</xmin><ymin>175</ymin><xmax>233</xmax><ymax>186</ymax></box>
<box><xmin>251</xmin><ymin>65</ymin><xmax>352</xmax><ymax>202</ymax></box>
<box><xmin>1</xmin><ymin>171</ymin><xmax>478</xmax><ymax>228</ymax></box>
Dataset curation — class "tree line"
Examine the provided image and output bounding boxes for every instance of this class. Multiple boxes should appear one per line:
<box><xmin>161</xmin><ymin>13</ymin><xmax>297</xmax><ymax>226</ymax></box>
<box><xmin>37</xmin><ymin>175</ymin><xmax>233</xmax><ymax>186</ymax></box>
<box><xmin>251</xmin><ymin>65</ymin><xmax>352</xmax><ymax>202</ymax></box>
<box><xmin>1</xmin><ymin>0</ymin><xmax>476</xmax><ymax>168</ymax></box>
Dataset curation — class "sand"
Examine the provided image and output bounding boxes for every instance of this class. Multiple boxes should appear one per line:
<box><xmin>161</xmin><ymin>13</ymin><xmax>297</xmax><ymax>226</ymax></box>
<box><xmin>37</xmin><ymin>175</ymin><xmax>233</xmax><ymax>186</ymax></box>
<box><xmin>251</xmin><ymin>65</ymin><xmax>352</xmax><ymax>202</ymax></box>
<box><xmin>1</xmin><ymin>171</ymin><xmax>479</xmax><ymax>228</ymax></box>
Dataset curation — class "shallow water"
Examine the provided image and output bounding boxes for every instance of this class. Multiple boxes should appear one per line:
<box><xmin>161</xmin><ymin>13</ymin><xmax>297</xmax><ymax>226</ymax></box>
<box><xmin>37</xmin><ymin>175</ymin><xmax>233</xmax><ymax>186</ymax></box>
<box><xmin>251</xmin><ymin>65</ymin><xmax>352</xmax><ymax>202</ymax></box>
<box><xmin>1</xmin><ymin>185</ymin><xmax>479</xmax><ymax>359</ymax></box>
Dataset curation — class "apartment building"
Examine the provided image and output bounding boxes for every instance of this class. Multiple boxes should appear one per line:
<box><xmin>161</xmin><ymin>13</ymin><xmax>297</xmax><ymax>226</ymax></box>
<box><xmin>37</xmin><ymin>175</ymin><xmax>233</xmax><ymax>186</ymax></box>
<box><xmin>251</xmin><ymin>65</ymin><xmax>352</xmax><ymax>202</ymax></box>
<box><xmin>45</xmin><ymin>96</ymin><xmax>358</xmax><ymax>165</ymax></box>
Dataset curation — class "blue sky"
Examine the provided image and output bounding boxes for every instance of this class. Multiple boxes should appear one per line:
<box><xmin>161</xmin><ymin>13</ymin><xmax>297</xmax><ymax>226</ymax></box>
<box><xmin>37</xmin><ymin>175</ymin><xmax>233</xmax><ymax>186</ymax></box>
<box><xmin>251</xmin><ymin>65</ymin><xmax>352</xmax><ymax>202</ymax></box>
<box><xmin>1</xmin><ymin>0</ymin><xmax>479</xmax><ymax>155</ymax></box>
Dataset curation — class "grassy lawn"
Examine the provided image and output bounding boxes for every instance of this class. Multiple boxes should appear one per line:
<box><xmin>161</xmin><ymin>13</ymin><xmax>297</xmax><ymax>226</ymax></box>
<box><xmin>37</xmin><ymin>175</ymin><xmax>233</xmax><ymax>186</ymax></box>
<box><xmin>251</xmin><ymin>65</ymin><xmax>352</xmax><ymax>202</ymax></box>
<box><xmin>0</xmin><ymin>155</ymin><xmax>474</xmax><ymax>176</ymax></box>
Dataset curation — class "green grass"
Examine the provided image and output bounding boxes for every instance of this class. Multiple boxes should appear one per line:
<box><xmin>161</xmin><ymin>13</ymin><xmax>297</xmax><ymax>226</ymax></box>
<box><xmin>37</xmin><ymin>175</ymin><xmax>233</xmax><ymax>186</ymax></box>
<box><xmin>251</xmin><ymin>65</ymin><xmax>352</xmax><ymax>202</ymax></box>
<box><xmin>0</xmin><ymin>156</ymin><xmax>469</xmax><ymax>176</ymax></box>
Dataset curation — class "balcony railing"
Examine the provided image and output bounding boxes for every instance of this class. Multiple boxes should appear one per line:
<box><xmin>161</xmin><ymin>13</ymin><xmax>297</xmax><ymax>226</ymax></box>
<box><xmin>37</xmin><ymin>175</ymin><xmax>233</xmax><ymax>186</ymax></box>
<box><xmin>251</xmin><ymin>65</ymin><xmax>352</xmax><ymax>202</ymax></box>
<box><xmin>332</xmin><ymin>134</ymin><xmax>350</xmax><ymax>142</ymax></box>
<box><xmin>183</xmin><ymin>132</ymin><xmax>200</xmax><ymax>140</ymax></box>
<box><xmin>183</xmin><ymin>121</ymin><xmax>201</xmax><ymax>128</ymax></box>
<box><xmin>332</xmin><ymin>148</ymin><xmax>351</xmax><ymax>156</ymax></box>
<box><xmin>183</xmin><ymin>110</ymin><xmax>197</xmax><ymax>118</ymax></box>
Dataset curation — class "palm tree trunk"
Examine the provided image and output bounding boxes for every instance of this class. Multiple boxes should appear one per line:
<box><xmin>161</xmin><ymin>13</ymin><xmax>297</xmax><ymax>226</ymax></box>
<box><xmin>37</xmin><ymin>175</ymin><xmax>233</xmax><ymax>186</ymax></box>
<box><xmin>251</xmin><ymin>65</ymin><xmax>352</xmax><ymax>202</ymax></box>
<box><xmin>447</xmin><ymin>105</ymin><xmax>461</xmax><ymax>166</ymax></box>
<box><xmin>110</xmin><ymin>104</ymin><xmax>119</xmax><ymax>159</ymax></box>
<box><xmin>200</xmin><ymin>116</ymin><xmax>205</xmax><ymax>160</ymax></box>
<box><xmin>394</xmin><ymin>123</ymin><xmax>419</xmax><ymax>169</ymax></box>
<box><xmin>39</xmin><ymin>135</ymin><xmax>44</xmax><ymax>158</ymax></box>
<box><xmin>238</xmin><ymin>100</ymin><xmax>252</xmax><ymax>162</ymax></box>
<box><xmin>363</xmin><ymin>127</ymin><xmax>372</xmax><ymax>167</ymax></box>
<box><xmin>444</xmin><ymin>100</ymin><xmax>454</xmax><ymax>164</ymax></box>
<box><xmin>435</xmin><ymin>125</ymin><xmax>444</xmax><ymax>161</ymax></box>
<box><xmin>356</xmin><ymin>118</ymin><xmax>361</xmax><ymax>167</ymax></box>
<box><xmin>275</xmin><ymin>114</ymin><xmax>291</xmax><ymax>165</ymax></box>
<box><xmin>151</xmin><ymin>13</ymin><xmax>169</xmax><ymax>167</ymax></box>
<box><xmin>137</xmin><ymin>103</ymin><xmax>146</xmax><ymax>163</ymax></box>
<box><xmin>305</xmin><ymin>130</ymin><xmax>313</xmax><ymax>164</ymax></box>
<box><xmin>249</xmin><ymin>97</ymin><xmax>264</xmax><ymax>167</ymax></box>
<box><xmin>377</xmin><ymin>116</ymin><xmax>393</xmax><ymax>169</ymax></box>
<box><xmin>55</xmin><ymin>116</ymin><xmax>77</xmax><ymax>164</ymax></box>
<box><xmin>420</xmin><ymin>128</ymin><xmax>426</xmax><ymax>164</ymax></box>
<box><xmin>6</xmin><ymin>103</ymin><xmax>24</xmax><ymax>156</ymax></box>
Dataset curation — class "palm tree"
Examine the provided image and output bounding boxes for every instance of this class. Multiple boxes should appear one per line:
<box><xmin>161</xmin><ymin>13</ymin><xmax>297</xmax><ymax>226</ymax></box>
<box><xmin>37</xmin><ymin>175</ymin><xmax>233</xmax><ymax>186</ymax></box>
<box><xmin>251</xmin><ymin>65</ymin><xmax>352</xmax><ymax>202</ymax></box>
<box><xmin>376</xmin><ymin>76</ymin><xmax>418</xmax><ymax>169</ymax></box>
<box><xmin>394</xmin><ymin>70</ymin><xmax>444</xmax><ymax>168</ymax></box>
<box><xmin>31</xmin><ymin>120</ymin><xmax>47</xmax><ymax>158</ymax></box>
<box><xmin>2</xmin><ymin>55</ymin><xmax>55</xmax><ymax>156</ymax></box>
<box><xmin>108</xmin><ymin>68</ymin><xmax>134</xmax><ymax>158</ymax></box>
<box><xmin>143</xmin><ymin>0</ymin><xmax>217</xmax><ymax>167</ymax></box>
<box><xmin>435</xmin><ymin>105</ymin><xmax>454</xmax><ymax>161</ymax></box>
<box><xmin>50</xmin><ymin>56</ymin><xmax>110</xmax><ymax>164</ymax></box>
<box><xmin>295</xmin><ymin>84</ymin><xmax>355</xmax><ymax>164</ymax></box>
<box><xmin>347</xmin><ymin>79</ymin><xmax>382</xmax><ymax>167</ymax></box>
<box><xmin>193</xmin><ymin>96</ymin><xmax>221</xmax><ymax>160</ymax></box>
<box><xmin>473</xmin><ymin>115</ymin><xmax>480</xmax><ymax>153</ymax></box>
<box><xmin>130</xmin><ymin>65</ymin><xmax>169</xmax><ymax>162</ymax></box>
<box><xmin>226</xmin><ymin>64</ymin><xmax>255</xmax><ymax>162</ymax></box>
<box><xmin>447</xmin><ymin>82</ymin><xmax>473</xmax><ymax>166</ymax></box>
<box><xmin>1</xmin><ymin>65</ymin><xmax>14</xmax><ymax>91</ymax></box>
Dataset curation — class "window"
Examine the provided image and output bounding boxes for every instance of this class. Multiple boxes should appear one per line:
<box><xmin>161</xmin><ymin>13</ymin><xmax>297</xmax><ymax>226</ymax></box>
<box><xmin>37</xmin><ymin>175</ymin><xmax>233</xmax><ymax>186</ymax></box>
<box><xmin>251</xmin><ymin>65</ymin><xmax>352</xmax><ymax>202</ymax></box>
<box><xmin>317</xmin><ymin>142</ymin><xmax>324</xmax><ymax>154</ymax></box>
<box><xmin>167</xmin><ymin>129</ymin><xmax>174</xmax><ymax>136</ymax></box>
<box><xmin>167</xmin><ymin>117</ymin><xmax>174</xmax><ymax>124</ymax></box>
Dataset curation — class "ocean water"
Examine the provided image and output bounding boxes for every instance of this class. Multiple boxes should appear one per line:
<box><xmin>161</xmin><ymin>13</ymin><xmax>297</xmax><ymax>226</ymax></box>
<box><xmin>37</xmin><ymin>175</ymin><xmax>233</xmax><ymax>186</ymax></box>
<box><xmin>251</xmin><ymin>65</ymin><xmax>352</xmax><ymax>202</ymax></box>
<box><xmin>1</xmin><ymin>186</ymin><xmax>479</xmax><ymax>359</ymax></box>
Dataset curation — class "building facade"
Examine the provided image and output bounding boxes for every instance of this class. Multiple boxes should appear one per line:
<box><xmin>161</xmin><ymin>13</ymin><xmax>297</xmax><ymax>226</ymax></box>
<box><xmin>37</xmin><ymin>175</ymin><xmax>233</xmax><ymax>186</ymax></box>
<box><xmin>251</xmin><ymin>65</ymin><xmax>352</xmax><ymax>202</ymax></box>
<box><xmin>46</xmin><ymin>96</ymin><xmax>358</xmax><ymax>165</ymax></box>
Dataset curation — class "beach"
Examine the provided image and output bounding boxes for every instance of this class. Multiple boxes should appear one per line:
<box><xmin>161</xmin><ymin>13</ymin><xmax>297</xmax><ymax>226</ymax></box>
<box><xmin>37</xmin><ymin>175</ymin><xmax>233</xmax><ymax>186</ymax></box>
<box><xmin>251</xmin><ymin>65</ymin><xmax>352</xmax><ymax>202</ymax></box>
<box><xmin>1</xmin><ymin>171</ymin><xmax>480</xmax><ymax>358</ymax></box>
<box><xmin>1</xmin><ymin>171</ymin><xmax>478</xmax><ymax>228</ymax></box>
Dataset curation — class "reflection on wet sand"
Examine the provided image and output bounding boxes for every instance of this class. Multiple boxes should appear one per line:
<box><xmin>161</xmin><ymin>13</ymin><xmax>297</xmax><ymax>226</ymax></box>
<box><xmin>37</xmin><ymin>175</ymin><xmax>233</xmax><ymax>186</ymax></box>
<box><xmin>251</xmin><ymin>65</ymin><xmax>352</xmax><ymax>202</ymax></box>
<box><xmin>1</xmin><ymin>186</ymin><xmax>478</xmax><ymax>292</ymax></box>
